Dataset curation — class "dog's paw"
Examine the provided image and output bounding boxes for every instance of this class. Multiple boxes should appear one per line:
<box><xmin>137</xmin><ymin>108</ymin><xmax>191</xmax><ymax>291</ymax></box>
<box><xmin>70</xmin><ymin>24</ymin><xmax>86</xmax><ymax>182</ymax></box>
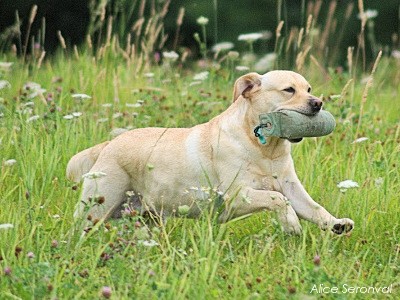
<box><xmin>282</xmin><ymin>222</ymin><xmax>302</xmax><ymax>235</ymax></box>
<box><xmin>331</xmin><ymin>218</ymin><xmax>354</xmax><ymax>235</ymax></box>
<box><xmin>279</xmin><ymin>206</ymin><xmax>302</xmax><ymax>235</ymax></box>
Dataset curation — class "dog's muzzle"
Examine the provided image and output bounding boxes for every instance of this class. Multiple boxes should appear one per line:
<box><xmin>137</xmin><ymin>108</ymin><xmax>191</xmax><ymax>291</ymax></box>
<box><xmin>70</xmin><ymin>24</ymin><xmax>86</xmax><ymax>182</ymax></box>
<box><xmin>254</xmin><ymin>109</ymin><xmax>336</xmax><ymax>145</ymax></box>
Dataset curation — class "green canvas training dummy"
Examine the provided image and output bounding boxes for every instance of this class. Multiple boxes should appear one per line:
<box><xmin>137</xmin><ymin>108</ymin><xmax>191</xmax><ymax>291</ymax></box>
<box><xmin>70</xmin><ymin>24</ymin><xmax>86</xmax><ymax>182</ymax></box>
<box><xmin>254</xmin><ymin>110</ymin><xmax>336</xmax><ymax>144</ymax></box>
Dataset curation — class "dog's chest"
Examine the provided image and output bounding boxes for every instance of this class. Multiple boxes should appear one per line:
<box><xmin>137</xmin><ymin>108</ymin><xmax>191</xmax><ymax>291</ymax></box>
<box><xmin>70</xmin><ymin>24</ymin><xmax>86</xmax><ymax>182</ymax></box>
<box><xmin>244</xmin><ymin>154</ymin><xmax>291</xmax><ymax>191</ymax></box>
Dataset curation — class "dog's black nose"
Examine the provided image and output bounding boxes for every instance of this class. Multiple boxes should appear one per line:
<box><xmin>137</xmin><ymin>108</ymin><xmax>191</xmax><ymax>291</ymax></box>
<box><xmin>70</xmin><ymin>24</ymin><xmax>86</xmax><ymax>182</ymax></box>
<box><xmin>309</xmin><ymin>98</ymin><xmax>322</xmax><ymax>112</ymax></box>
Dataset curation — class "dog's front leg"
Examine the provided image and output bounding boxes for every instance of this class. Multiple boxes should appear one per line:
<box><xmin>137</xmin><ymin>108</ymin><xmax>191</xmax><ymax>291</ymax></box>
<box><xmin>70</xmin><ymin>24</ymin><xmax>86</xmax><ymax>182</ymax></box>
<box><xmin>280</xmin><ymin>174</ymin><xmax>354</xmax><ymax>234</ymax></box>
<box><xmin>219</xmin><ymin>188</ymin><xmax>302</xmax><ymax>234</ymax></box>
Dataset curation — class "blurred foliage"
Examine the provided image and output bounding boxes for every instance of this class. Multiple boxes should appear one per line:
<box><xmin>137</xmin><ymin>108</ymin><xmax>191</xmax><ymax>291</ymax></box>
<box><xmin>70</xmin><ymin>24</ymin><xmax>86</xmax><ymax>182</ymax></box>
<box><xmin>0</xmin><ymin>0</ymin><xmax>90</xmax><ymax>51</ymax></box>
<box><xmin>0</xmin><ymin>0</ymin><xmax>399</xmax><ymax>65</ymax></box>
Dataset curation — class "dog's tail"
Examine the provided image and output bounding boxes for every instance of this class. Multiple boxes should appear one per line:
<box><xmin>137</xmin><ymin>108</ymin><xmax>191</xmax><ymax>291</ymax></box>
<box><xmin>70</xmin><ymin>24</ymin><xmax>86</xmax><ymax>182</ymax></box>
<box><xmin>66</xmin><ymin>141</ymin><xmax>110</xmax><ymax>182</ymax></box>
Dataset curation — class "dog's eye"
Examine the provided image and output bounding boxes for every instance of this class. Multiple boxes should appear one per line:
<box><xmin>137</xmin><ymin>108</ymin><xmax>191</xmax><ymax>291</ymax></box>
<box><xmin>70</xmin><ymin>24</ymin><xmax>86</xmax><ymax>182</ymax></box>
<box><xmin>307</xmin><ymin>87</ymin><xmax>311</xmax><ymax>93</ymax></box>
<box><xmin>283</xmin><ymin>87</ymin><xmax>295</xmax><ymax>93</ymax></box>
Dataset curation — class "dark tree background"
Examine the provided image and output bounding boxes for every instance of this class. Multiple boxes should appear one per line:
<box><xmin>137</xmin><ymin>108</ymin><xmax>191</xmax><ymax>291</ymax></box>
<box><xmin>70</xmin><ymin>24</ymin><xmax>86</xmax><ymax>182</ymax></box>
<box><xmin>0</xmin><ymin>0</ymin><xmax>398</xmax><ymax>63</ymax></box>
<box><xmin>0</xmin><ymin>0</ymin><xmax>90</xmax><ymax>51</ymax></box>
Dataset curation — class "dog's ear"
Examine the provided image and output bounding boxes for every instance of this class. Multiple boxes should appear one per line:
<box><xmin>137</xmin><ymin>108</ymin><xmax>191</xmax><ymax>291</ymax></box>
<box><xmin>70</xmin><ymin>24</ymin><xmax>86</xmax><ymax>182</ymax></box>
<box><xmin>233</xmin><ymin>72</ymin><xmax>262</xmax><ymax>102</ymax></box>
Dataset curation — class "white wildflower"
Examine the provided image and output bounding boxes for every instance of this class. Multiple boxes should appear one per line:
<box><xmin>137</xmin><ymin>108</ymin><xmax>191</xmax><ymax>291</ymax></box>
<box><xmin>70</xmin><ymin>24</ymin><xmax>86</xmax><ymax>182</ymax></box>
<box><xmin>126</xmin><ymin>191</ymin><xmax>136</xmax><ymax>197</ymax></box>
<box><xmin>143</xmin><ymin>73</ymin><xmax>154</xmax><ymax>78</ymax></box>
<box><xmin>178</xmin><ymin>248</ymin><xmax>188</xmax><ymax>256</ymax></box>
<box><xmin>112</xmin><ymin>112</ymin><xmax>123</xmax><ymax>119</ymax></box>
<box><xmin>228</xmin><ymin>51</ymin><xmax>240</xmax><ymax>59</ymax></box>
<box><xmin>259</xmin><ymin>30</ymin><xmax>273</xmax><ymax>40</ymax></box>
<box><xmin>22</xmin><ymin>101</ymin><xmax>35</xmax><ymax>107</ymax></box>
<box><xmin>238</xmin><ymin>33</ymin><xmax>263</xmax><ymax>42</ymax></box>
<box><xmin>254</xmin><ymin>53</ymin><xmax>277</xmax><ymax>72</ymax></box>
<box><xmin>23</xmin><ymin>82</ymin><xmax>41</xmax><ymax>91</ymax></box>
<box><xmin>242</xmin><ymin>53</ymin><xmax>257</xmax><ymax>65</ymax></box>
<box><xmin>392</xmin><ymin>50</ymin><xmax>400</xmax><ymax>59</ymax></box>
<box><xmin>4</xmin><ymin>159</ymin><xmax>17</xmax><ymax>166</ymax></box>
<box><xmin>200</xmin><ymin>186</ymin><xmax>211</xmax><ymax>193</ymax></box>
<box><xmin>28</xmin><ymin>89</ymin><xmax>46</xmax><ymax>99</ymax></box>
<box><xmin>71</xmin><ymin>93</ymin><xmax>91</xmax><ymax>100</ymax></box>
<box><xmin>358</xmin><ymin>9</ymin><xmax>378</xmax><ymax>20</ymax></box>
<box><xmin>82</xmin><ymin>171</ymin><xmax>107</xmax><ymax>179</ymax></box>
<box><xmin>0</xmin><ymin>80</ymin><xmax>11</xmax><ymax>90</ymax></box>
<box><xmin>337</xmin><ymin>180</ymin><xmax>359</xmax><ymax>192</ymax></box>
<box><xmin>102</xmin><ymin>103</ymin><xmax>112</xmax><ymax>108</ymax></box>
<box><xmin>189</xmin><ymin>81</ymin><xmax>202</xmax><ymax>86</ymax></box>
<box><xmin>0</xmin><ymin>223</ymin><xmax>14</xmax><ymax>230</ymax></box>
<box><xmin>337</xmin><ymin>180</ymin><xmax>359</xmax><ymax>188</ymax></box>
<box><xmin>352</xmin><ymin>137</ymin><xmax>369</xmax><ymax>144</ymax></box>
<box><xmin>23</xmin><ymin>82</ymin><xmax>46</xmax><ymax>99</ymax></box>
<box><xmin>62</xmin><ymin>111</ymin><xmax>82</xmax><ymax>120</ymax></box>
<box><xmin>21</xmin><ymin>107</ymin><xmax>33</xmax><ymax>115</ymax></box>
<box><xmin>362</xmin><ymin>76</ymin><xmax>373</xmax><ymax>84</ymax></box>
<box><xmin>127</xmin><ymin>100</ymin><xmax>145</xmax><ymax>108</ymax></box>
<box><xmin>193</xmin><ymin>71</ymin><xmax>209</xmax><ymax>81</ymax></box>
<box><xmin>374</xmin><ymin>177</ymin><xmax>384</xmax><ymax>187</ymax></box>
<box><xmin>97</xmin><ymin>118</ymin><xmax>109</xmax><ymax>123</ymax></box>
<box><xmin>235</xmin><ymin>66</ymin><xmax>250</xmax><ymax>72</ymax></box>
<box><xmin>72</xmin><ymin>112</ymin><xmax>82</xmax><ymax>117</ymax></box>
<box><xmin>52</xmin><ymin>214</ymin><xmax>60</xmax><ymax>219</ymax></box>
<box><xmin>126</xmin><ymin>103</ymin><xmax>141</xmax><ymax>108</ymax></box>
<box><xmin>163</xmin><ymin>51</ymin><xmax>179</xmax><ymax>61</ymax></box>
<box><xmin>0</xmin><ymin>62</ymin><xmax>13</xmax><ymax>70</ymax></box>
<box><xmin>196</xmin><ymin>16</ymin><xmax>209</xmax><ymax>26</ymax></box>
<box><xmin>329</xmin><ymin>95</ymin><xmax>341</xmax><ymax>100</ymax></box>
<box><xmin>213</xmin><ymin>189</ymin><xmax>224</xmax><ymax>196</ymax></box>
<box><xmin>139</xmin><ymin>239</ymin><xmax>159</xmax><ymax>247</ymax></box>
<box><xmin>27</xmin><ymin>115</ymin><xmax>40</xmax><ymax>123</ymax></box>
<box><xmin>212</xmin><ymin>42</ymin><xmax>234</xmax><ymax>53</ymax></box>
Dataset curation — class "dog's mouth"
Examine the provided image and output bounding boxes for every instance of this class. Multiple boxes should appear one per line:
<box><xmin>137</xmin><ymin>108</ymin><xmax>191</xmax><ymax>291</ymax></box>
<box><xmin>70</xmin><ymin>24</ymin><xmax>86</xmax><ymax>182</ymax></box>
<box><xmin>276</xmin><ymin>108</ymin><xmax>319</xmax><ymax>116</ymax></box>
<box><xmin>287</xmin><ymin>137</ymin><xmax>303</xmax><ymax>143</ymax></box>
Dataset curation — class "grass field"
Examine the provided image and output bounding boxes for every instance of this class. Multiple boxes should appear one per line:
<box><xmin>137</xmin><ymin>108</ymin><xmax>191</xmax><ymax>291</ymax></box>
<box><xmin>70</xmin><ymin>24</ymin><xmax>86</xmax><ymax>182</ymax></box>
<box><xmin>1</xmin><ymin>15</ymin><xmax>400</xmax><ymax>299</ymax></box>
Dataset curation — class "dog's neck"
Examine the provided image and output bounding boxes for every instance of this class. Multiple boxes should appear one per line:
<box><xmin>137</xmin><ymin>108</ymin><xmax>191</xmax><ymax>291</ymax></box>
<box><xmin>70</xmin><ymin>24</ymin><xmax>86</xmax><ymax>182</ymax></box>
<box><xmin>216</xmin><ymin>98</ymin><xmax>291</xmax><ymax>159</ymax></box>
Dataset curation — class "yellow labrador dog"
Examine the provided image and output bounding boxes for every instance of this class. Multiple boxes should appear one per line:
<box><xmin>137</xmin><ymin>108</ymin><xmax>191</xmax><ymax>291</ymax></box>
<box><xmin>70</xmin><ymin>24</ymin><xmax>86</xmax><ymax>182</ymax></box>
<box><xmin>67</xmin><ymin>70</ymin><xmax>354</xmax><ymax>235</ymax></box>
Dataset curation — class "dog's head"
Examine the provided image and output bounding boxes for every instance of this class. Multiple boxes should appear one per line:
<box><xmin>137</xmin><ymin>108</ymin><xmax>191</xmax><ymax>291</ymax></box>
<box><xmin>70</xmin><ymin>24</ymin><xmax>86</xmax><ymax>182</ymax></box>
<box><xmin>233</xmin><ymin>70</ymin><xmax>322</xmax><ymax>116</ymax></box>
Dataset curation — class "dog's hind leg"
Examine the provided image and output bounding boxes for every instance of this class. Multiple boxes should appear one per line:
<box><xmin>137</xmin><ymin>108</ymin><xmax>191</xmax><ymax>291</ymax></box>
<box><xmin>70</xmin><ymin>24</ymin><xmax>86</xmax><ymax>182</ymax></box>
<box><xmin>74</xmin><ymin>162</ymin><xmax>131</xmax><ymax>221</ymax></box>
<box><xmin>66</xmin><ymin>141</ymin><xmax>110</xmax><ymax>183</ymax></box>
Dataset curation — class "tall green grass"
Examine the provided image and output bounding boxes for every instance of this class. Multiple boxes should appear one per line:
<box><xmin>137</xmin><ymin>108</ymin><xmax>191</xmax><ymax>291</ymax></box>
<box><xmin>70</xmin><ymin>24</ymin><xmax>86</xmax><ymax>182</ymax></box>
<box><xmin>0</xmin><ymin>47</ymin><xmax>399</xmax><ymax>299</ymax></box>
